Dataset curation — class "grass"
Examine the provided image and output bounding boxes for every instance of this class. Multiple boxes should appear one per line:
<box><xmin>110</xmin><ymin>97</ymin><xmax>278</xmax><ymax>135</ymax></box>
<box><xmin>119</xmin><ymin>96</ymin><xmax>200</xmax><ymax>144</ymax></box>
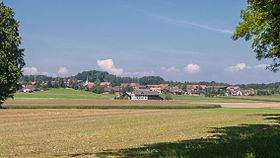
<box><xmin>218</xmin><ymin>96</ymin><xmax>280</xmax><ymax>103</ymax></box>
<box><xmin>161</xmin><ymin>94</ymin><xmax>280</xmax><ymax>103</ymax></box>
<box><xmin>2</xmin><ymin>88</ymin><xmax>280</xmax><ymax>157</ymax></box>
<box><xmin>2</xmin><ymin>104</ymin><xmax>221</xmax><ymax>109</ymax></box>
<box><xmin>1</xmin><ymin>108</ymin><xmax>280</xmax><ymax>157</ymax></box>
<box><xmin>11</xmin><ymin>88</ymin><xmax>280</xmax><ymax>103</ymax></box>
<box><xmin>13</xmin><ymin>88</ymin><xmax>114</xmax><ymax>100</ymax></box>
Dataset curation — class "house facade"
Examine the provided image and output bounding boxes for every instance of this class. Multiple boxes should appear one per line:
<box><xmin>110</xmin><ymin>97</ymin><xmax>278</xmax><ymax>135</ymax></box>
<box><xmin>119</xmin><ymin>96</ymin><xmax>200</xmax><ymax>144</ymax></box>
<box><xmin>125</xmin><ymin>90</ymin><xmax>162</xmax><ymax>100</ymax></box>
<box><xmin>187</xmin><ymin>85</ymin><xmax>207</xmax><ymax>96</ymax></box>
<box><xmin>226</xmin><ymin>86</ymin><xmax>243</xmax><ymax>96</ymax></box>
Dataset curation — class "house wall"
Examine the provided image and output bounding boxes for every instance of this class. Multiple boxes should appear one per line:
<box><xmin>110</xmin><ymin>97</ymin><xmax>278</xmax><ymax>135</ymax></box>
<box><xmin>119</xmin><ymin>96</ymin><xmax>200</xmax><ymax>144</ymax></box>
<box><xmin>148</xmin><ymin>95</ymin><xmax>162</xmax><ymax>100</ymax></box>
<box><xmin>131</xmin><ymin>94</ymin><xmax>148</xmax><ymax>100</ymax></box>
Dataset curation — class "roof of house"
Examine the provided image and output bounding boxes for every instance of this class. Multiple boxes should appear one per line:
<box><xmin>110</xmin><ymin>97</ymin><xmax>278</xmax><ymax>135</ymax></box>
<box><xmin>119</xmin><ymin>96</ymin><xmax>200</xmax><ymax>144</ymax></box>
<box><xmin>133</xmin><ymin>90</ymin><xmax>160</xmax><ymax>96</ymax></box>
<box><xmin>226</xmin><ymin>86</ymin><xmax>240</xmax><ymax>90</ymax></box>
<box><xmin>188</xmin><ymin>85</ymin><xmax>207</xmax><ymax>89</ymax></box>
<box><xmin>100</xmin><ymin>82</ymin><xmax>111</xmax><ymax>86</ymax></box>
<box><xmin>23</xmin><ymin>85</ymin><xmax>36</xmax><ymax>90</ymax></box>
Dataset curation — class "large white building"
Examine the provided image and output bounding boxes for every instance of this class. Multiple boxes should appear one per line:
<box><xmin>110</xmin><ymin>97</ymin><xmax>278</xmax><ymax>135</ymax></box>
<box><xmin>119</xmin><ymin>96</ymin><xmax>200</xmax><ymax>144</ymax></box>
<box><xmin>125</xmin><ymin>90</ymin><xmax>162</xmax><ymax>100</ymax></box>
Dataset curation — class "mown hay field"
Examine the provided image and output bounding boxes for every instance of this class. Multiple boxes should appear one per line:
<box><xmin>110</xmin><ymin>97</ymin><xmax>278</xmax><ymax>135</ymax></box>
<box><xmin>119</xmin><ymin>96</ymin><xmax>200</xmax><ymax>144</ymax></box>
<box><xmin>1</xmin><ymin>108</ymin><xmax>280</xmax><ymax>157</ymax></box>
<box><xmin>1</xmin><ymin>88</ymin><xmax>280</xmax><ymax>157</ymax></box>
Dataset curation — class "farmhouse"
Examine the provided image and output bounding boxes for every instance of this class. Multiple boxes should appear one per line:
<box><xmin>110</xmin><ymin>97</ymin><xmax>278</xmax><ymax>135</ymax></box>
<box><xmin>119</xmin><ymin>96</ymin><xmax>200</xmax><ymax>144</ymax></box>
<box><xmin>22</xmin><ymin>85</ymin><xmax>36</xmax><ymax>93</ymax></box>
<box><xmin>147</xmin><ymin>84</ymin><xmax>169</xmax><ymax>93</ymax></box>
<box><xmin>100</xmin><ymin>82</ymin><xmax>111</xmax><ymax>86</ymax></box>
<box><xmin>226</xmin><ymin>86</ymin><xmax>243</xmax><ymax>96</ymax></box>
<box><xmin>121</xmin><ymin>83</ymin><xmax>140</xmax><ymax>90</ymax></box>
<box><xmin>125</xmin><ymin>90</ymin><xmax>162</xmax><ymax>100</ymax></box>
<box><xmin>165</xmin><ymin>86</ymin><xmax>184</xmax><ymax>95</ymax></box>
<box><xmin>187</xmin><ymin>85</ymin><xmax>207</xmax><ymax>96</ymax></box>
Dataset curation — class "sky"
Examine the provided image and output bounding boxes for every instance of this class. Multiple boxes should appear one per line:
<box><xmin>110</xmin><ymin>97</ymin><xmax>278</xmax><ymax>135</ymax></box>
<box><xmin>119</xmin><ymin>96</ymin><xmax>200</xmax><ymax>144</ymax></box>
<box><xmin>3</xmin><ymin>0</ymin><xmax>280</xmax><ymax>84</ymax></box>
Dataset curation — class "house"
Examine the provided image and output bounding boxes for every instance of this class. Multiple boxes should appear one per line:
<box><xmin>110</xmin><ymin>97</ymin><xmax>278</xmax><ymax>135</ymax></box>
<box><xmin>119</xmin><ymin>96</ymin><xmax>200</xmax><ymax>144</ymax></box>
<box><xmin>84</xmin><ymin>80</ymin><xmax>95</xmax><ymax>91</ymax></box>
<box><xmin>226</xmin><ymin>86</ymin><xmax>243</xmax><ymax>96</ymax></box>
<box><xmin>242</xmin><ymin>88</ymin><xmax>256</xmax><ymax>96</ymax></box>
<box><xmin>147</xmin><ymin>84</ymin><xmax>169</xmax><ymax>93</ymax></box>
<box><xmin>187</xmin><ymin>85</ymin><xmax>207</xmax><ymax>96</ymax></box>
<box><xmin>121</xmin><ymin>83</ymin><xmax>140</xmax><ymax>90</ymax></box>
<box><xmin>147</xmin><ymin>85</ymin><xmax>162</xmax><ymax>93</ymax></box>
<box><xmin>165</xmin><ymin>86</ymin><xmax>184</xmax><ymax>95</ymax></box>
<box><xmin>22</xmin><ymin>85</ymin><xmax>36</xmax><ymax>93</ymax></box>
<box><xmin>124</xmin><ymin>90</ymin><xmax>162</xmax><ymax>100</ymax></box>
<box><xmin>100</xmin><ymin>82</ymin><xmax>111</xmax><ymax>86</ymax></box>
<box><xmin>104</xmin><ymin>86</ymin><xmax>121</xmax><ymax>93</ymax></box>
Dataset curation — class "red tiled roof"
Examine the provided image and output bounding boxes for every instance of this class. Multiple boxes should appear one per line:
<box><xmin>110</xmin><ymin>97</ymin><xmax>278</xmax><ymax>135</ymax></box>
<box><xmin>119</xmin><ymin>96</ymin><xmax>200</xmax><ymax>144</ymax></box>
<box><xmin>133</xmin><ymin>90</ymin><xmax>160</xmax><ymax>96</ymax></box>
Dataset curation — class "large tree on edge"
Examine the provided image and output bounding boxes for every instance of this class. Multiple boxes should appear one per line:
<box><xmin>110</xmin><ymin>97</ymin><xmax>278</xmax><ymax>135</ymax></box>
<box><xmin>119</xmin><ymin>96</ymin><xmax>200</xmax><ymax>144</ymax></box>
<box><xmin>0</xmin><ymin>2</ymin><xmax>25</xmax><ymax>107</ymax></box>
<box><xmin>232</xmin><ymin>0</ymin><xmax>280</xmax><ymax>71</ymax></box>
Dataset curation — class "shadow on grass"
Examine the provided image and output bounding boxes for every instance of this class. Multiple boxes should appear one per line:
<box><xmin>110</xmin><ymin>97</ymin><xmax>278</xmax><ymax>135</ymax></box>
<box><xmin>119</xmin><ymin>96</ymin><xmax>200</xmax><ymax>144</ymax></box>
<box><xmin>96</xmin><ymin>114</ymin><xmax>280</xmax><ymax>158</ymax></box>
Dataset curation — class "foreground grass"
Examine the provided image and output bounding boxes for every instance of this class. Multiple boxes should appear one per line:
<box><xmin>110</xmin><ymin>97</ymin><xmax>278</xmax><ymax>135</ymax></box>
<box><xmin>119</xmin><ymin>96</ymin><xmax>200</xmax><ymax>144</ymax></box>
<box><xmin>1</xmin><ymin>108</ymin><xmax>280</xmax><ymax>157</ymax></box>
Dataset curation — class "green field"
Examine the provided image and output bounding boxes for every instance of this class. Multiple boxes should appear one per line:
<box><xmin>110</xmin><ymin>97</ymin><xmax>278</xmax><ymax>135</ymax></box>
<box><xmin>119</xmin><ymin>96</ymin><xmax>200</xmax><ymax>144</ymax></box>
<box><xmin>1</xmin><ymin>89</ymin><xmax>280</xmax><ymax>157</ymax></box>
<box><xmin>11</xmin><ymin>88</ymin><xmax>280</xmax><ymax>103</ymax></box>
<box><xmin>12</xmin><ymin>88</ymin><xmax>115</xmax><ymax>100</ymax></box>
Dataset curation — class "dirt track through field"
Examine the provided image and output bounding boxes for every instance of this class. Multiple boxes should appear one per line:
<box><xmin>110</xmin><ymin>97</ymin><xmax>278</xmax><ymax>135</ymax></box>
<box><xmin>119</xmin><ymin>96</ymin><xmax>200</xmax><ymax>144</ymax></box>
<box><xmin>216</xmin><ymin>102</ymin><xmax>280</xmax><ymax>108</ymax></box>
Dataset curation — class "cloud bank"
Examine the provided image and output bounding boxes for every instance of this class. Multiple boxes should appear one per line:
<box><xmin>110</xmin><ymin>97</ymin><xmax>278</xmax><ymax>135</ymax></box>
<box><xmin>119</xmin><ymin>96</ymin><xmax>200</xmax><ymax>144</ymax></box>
<box><xmin>225</xmin><ymin>63</ymin><xmax>247</xmax><ymax>72</ymax></box>
<box><xmin>22</xmin><ymin>67</ymin><xmax>39</xmax><ymax>75</ymax></box>
<box><xmin>58</xmin><ymin>67</ymin><xmax>69</xmax><ymax>75</ymax></box>
<box><xmin>161</xmin><ymin>66</ymin><xmax>179</xmax><ymax>72</ymax></box>
<box><xmin>225</xmin><ymin>63</ymin><xmax>269</xmax><ymax>73</ymax></box>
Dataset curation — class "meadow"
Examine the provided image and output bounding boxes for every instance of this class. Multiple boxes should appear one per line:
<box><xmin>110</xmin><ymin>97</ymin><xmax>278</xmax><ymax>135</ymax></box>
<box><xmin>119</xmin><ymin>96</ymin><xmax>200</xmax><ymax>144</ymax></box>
<box><xmin>1</xmin><ymin>89</ymin><xmax>280</xmax><ymax>158</ymax></box>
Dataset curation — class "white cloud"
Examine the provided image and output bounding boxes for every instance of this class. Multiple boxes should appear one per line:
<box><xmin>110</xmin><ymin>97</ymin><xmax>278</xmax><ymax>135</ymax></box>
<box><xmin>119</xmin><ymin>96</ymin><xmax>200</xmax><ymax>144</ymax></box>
<box><xmin>58</xmin><ymin>67</ymin><xmax>69</xmax><ymax>75</ymax></box>
<box><xmin>97</xmin><ymin>59</ymin><xmax>123</xmax><ymax>76</ymax></box>
<box><xmin>153</xmin><ymin>15</ymin><xmax>233</xmax><ymax>35</ymax></box>
<box><xmin>22</xmin><ymin>67</ymin><xmax>39</xmax><ymax>75</ymax></box>
<box><xmin>225</xmin><ymin>63</ymin><xmax>247</xmax><ymax>72</ymax></box>
<box><xmin>22</xmin><ymin>66</ymin><xmax>51</xmax><ymax>76</ymax></box>
<box><xmin>184</xmin><ymin>64</ymin><xmax>200</xmax><ymax>74</ymax></box>
<box><xmin>254</xmin><ymin>64</ymin><xmax>269</xmax><ymax>70</ymax></box>
<box><xmin>161</xmin><ymin>66</ymin><xmax>179</xmax><ymax>72</ymax></box>
<box><xmin>225</xmin><ymin>63</ymin><xmax>271</xmax><ymax>73</ymax></box>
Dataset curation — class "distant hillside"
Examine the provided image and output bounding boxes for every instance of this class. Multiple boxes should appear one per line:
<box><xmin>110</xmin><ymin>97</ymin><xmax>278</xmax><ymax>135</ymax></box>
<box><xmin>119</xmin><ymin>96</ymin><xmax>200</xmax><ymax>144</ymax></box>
<box><xmin>75</xmin><ymin>70</ymin><xmax>165</xmax><ymax>85</ymax></box>
<box><xmin>20</xmin><ymin>75</ymin><xmax>55</xmax><ymax>82</ymax></box>
<box><xmin>20</xmin><ymin>70</ymin><xmax>166</xmax><ymax>86</ymax></box>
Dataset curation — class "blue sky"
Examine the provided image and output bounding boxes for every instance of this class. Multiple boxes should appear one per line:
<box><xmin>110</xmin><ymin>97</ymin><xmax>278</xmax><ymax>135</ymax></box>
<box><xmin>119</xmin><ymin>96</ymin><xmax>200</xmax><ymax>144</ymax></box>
<box><xmin>4</xmin><ymin>0</ymin><xmax>280</xmax><ymax>84</ymax></box>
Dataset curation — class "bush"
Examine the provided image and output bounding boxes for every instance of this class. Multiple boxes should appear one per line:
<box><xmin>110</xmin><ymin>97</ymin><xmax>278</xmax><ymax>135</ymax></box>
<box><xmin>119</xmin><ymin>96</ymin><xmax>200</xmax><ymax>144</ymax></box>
<box><xmin>165</xmin><ymin>94</ymin><xmax>173</xmax><ymax>100</ymax></box>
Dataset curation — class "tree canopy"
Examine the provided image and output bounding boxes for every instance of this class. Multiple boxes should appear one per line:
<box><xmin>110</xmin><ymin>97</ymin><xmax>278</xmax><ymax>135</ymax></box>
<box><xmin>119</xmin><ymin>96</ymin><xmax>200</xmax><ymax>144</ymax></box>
<box><xmin>139</xmin><ymin>76</ymin><xmax>165</xmax><ymax>85</ymax></box>
<box><xmin>233</xmin><ymin>0</ymin><xmax>280</xmax><ymax>71</ymax></box>
<box><xmin>0</xmin><ymin>2</ymin><xmax>25</xmax><ymax>105</ymax></box>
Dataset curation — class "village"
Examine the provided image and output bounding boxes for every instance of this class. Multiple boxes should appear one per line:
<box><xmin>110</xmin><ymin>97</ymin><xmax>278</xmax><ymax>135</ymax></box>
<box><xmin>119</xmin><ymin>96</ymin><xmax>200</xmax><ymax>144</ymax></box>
<box><xmin>19</xmin><ymin>77</ymin><xmax>265</xmax><ymax>101</ymax></box>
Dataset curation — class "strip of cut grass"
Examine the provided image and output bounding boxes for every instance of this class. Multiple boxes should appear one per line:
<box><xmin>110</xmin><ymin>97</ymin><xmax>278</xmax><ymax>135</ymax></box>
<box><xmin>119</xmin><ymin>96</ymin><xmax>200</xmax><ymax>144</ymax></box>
<box><xmin>218</xmin><ymin>96</ymin><xmax>280</xmax><ymax>103</ymax></box>
<box><xmin>2</xmin><ymin>104</ymin><xmax>221</xmax><ymax>109</ymax></box>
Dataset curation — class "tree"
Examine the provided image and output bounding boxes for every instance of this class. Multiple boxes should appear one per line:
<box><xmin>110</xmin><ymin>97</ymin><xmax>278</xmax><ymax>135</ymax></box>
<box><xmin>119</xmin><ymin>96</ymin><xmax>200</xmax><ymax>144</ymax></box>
<box><xmin>164</xmin><ymin>94</ymin><xmax>173</xmax><ymax>100</ymax></box>
<box><xmin>0</xmin><ymin>2</ymin><xmax>25</xmax><ymax>106</ymax></box>
<box><xmin>233</xmin><ymin>0</ymin><xmax>280</xmax><ymax>71</ymax></box>
<box><xmin>92</xmin><ymin>84</ymin><xmax>105</xmax><ymax>94</ymax></box>
<box><xmin>120</xmin><ymin>85</ymin><xmax>133</xmax><ymax>93</ymax></box>
<box><xmin>139</xmin><ymin>76</ymin><xmax>165</xmax><ymax>85</ymax></box>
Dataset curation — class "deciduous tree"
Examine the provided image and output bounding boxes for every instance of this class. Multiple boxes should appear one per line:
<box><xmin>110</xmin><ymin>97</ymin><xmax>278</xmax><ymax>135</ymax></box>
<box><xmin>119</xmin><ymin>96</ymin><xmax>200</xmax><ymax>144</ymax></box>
<box><xmin>233</xmin><ymin>0</ymin><xmax>280</xmax><ymax>71</ymax></box>
<box><xmin>0</xmin><ymin>2</ymin><xmax>25</xmax><ymax>106</ymax></box>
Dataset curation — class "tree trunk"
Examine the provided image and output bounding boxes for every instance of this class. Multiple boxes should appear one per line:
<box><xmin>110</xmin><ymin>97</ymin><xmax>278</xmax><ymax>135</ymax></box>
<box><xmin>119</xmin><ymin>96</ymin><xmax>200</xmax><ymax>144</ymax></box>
<box><xmin>0</xmin><ymin>101</ymin><xmax>3</xmax><ymax>109</ymax></box>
